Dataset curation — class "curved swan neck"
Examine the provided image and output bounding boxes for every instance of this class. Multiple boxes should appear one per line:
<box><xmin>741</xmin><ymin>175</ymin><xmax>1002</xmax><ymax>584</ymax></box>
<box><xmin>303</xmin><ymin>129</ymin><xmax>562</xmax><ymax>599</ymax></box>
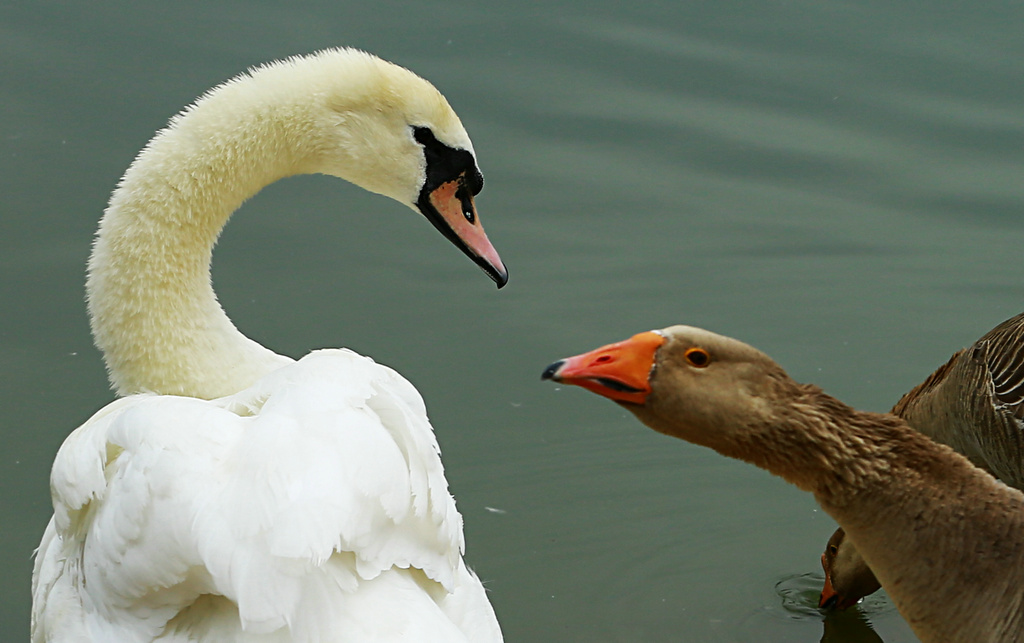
<box><xmin>87</xmin><ymin>92</ymin><xmax>306</xmax><ymax>398</ymax></box>
<box><xmin>86</xmin><ymin>50</ymin><xmax>442</xmax><ymax>399</ymax></box>
<box><xmin>86</xmin><ymin>49</ymin><xmax>478</xmax><ymax>399</ymax></box>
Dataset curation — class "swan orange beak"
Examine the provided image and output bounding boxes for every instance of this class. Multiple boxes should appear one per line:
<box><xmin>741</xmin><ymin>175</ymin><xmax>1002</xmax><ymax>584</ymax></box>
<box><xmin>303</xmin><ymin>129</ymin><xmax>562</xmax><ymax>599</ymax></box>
<box><xmin>541</xmin><ymin>331</ymin><xmax>666</xmax><ymax>405</ymax></box>
<box><xmin>421</xmin><ymin>176</ymin><xmax>507</xmax><ymax>288</ymax></box>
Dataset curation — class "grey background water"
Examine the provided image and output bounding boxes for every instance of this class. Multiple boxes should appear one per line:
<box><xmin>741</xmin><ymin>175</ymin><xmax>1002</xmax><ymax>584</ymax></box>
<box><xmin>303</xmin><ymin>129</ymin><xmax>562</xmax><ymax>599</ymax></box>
<box><xmin>3</xmin><ymin>1</ymin><xmax>1023</xmax><ymax>641</ymax></box>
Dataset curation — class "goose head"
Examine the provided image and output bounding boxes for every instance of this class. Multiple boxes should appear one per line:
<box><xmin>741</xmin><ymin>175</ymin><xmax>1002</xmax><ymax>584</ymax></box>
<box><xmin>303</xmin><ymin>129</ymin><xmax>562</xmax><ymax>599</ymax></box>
<box><xmin>818</xmin><ymin>527</ymin><xmax>880</xmax><ymax>610</ymax></box>
<box><xmin>542</xmin><ymin>326</ymin><xmax>798</xmax><ymax>456</ymax></box>
<box><xmin>544</xmin><ymin>326</ymin><xmax>1024</xmax><ymax>642</ymax></box>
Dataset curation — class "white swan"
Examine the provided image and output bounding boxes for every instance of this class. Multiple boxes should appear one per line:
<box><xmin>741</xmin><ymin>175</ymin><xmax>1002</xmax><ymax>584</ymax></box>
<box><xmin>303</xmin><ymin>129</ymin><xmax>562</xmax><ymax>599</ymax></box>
<box><xmin>31</xmin><ymin>48</ymin><xmax>506</xmax><ymax>642</ymax></box>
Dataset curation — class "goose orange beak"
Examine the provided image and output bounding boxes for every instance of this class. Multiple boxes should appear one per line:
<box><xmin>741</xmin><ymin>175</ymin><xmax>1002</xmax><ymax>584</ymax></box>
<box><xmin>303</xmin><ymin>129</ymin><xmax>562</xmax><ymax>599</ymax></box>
<box><xmin>818</xmin><ymin>556</ymin><xmax>858</xmax><ymax>610</ymax></box>
<box><xmin>819</xmin><ymin>555</ymin><xmax>841</xmax><ymax>609</ymax></box>
<box><xmin>542</xmin><ymin>331</ymin><xmax>666</xmax><ymax>404</ymax></box>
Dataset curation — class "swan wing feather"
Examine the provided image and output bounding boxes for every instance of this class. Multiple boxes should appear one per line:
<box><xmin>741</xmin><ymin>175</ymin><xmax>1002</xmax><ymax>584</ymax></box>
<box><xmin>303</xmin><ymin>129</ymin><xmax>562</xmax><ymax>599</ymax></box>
<box><xmin>35</xmin><ymin>350</ymin><xmax>493</xmax><ymax>641</ymax></box>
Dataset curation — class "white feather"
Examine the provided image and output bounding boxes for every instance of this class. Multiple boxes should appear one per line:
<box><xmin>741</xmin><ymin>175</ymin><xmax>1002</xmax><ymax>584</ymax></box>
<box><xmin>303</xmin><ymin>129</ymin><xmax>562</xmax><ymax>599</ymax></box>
<box><xmin>32</xmin><ymin>48</ymin><xmax>502</xmax><ymax>642</ymax></box>
<box><xmin>36</xmin><ymin>351</ymin><xmax>501</xmax><ymax>642</ymax></box>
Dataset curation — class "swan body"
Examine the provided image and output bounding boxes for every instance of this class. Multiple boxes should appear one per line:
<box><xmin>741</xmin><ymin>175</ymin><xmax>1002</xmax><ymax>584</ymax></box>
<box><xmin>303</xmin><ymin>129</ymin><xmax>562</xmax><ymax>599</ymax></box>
<box><xmin>32</xmin><ymin>48</ymin><xmax>504</xmax><ymax>642</ymax></box>
<box><xmin>34</xmin><ymin>351</ymin><xmax>497</xmax><ymax>641</ymax></box>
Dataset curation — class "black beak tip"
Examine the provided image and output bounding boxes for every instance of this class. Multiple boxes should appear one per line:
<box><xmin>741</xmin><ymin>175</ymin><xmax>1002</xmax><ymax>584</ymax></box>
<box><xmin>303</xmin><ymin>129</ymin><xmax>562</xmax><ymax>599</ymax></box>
<box><xmin>541</xmin><ymin>360</ymin><xmax>565</xmax><ymax>381</ymax></box>
<box><xmin>819</xmin><ymin>594</ymin><xmax>839</xmax><ymax>611</ymax></box>
<box><xmin>489</xmin><ymin>265</ymin><xmax>509</xmax><ymax>289</ymax></box>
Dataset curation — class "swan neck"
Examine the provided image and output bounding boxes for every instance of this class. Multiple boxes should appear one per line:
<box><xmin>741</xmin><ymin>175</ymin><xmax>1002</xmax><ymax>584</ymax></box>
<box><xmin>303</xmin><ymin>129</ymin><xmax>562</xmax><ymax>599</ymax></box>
<box><xmin>86</xmin><ymin>94</ymin><xmax>309</xmax><ymax>398</ymax></box>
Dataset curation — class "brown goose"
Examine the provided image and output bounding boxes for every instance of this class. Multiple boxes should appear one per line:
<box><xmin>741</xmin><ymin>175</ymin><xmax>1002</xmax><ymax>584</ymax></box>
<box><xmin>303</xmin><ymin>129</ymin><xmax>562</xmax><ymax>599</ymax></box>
<box><xmin>542</xmin><ymin>326</ymin><xmax>1024</xmax><ymax>643</ymax></box>
<box><xmin>819</xmin><ymin>527</ymin><xmax>880</xmax><ymax>610</ymax></box>
<box><xmin>820</xmin><ymin>311</ymin><xmax>1024</xmax><ymax>610</ymax></box>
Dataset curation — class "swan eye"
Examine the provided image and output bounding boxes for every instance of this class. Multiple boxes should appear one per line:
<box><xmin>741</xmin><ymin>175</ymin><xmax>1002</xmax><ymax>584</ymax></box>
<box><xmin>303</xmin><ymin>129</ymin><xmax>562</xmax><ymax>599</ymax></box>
<box><xmin>457</xmin><ymin>176</ymin><xmax>475</xmax><ymax>224</ymax></box>
<box><xmin>828</xmin><ymin>545</ymin><xmax>838</xmax><ymax>556</ymax></box>
<box><xmin>684</xmin><ymin>347</ymin><xmax>710</xmax><ymax>368</ymax></box>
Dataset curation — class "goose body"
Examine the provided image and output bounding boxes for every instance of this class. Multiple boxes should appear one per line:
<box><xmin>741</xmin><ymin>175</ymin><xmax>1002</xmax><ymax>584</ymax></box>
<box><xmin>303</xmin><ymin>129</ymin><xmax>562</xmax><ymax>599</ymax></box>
<box><xmin>892</xmin><ymin>310</ymin><xmax>1024</xmax><ymax>487</ymax></box>
<box><xmin>544</xmin><ymin>326</ymin><xmax>1024</xmax><ymax>643</ymax></box>
<box><xmin>820</xmin><ymin>311</ymin><xmax>1024</xmax><ymax>610</ymax></box>
<box><xmin>32</xmin><ymin>49</ymin><xmax>504</xmax><ymax>642</ymax></box>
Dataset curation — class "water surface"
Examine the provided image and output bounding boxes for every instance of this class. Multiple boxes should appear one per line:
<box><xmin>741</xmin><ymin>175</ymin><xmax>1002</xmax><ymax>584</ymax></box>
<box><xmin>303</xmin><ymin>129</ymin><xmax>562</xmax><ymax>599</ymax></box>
<box><xmin>4</xmin><ymin>1</ymin><xmax>1024</xmax><ymax>641</ymax></box>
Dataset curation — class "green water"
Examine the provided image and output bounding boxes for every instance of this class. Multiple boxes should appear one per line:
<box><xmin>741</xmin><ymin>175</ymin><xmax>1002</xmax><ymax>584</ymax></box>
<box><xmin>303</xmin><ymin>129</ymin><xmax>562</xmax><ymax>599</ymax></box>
<box><xmin>4</xmin><ymin>1</ymin><xmax>1024</xmax><ymax>641</ymax></box>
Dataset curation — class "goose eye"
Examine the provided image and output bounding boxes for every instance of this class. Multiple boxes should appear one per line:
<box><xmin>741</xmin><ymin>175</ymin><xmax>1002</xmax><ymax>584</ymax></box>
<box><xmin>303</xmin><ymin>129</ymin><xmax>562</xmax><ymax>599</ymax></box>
<box><xmin>684</xmin><ymin>347</ymin><xmax>710</xmax><ymax>368</ymax></box>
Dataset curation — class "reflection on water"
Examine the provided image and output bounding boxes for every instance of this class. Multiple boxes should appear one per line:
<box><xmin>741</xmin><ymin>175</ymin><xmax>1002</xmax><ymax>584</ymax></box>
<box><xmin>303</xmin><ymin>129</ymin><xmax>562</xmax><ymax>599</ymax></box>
<box><xmin>820</xmin><ymin>611</ymin><xmax>885</xmax><ymax>643</ymax></box>
<box><xmin>777</xmin><ymin>572</ymin><xmax>833</xmax><ymax>620</ymax></box>
<box><xmin>770</xmin><ymin>572</ymin><xmax>899</xmax><ymax>643</ymax></box>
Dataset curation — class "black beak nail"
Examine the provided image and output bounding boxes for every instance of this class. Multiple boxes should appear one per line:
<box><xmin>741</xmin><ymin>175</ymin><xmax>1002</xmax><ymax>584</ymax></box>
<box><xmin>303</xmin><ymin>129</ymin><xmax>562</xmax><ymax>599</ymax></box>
<box><xmin>489</xmin><ymin>265</ymin><xmax>509</xmax><ymax>289</ymax></box>
<box><xmin>541</xmin><ymin>360</ymin><xmax>565</xmax><ymax>381</ymax></box>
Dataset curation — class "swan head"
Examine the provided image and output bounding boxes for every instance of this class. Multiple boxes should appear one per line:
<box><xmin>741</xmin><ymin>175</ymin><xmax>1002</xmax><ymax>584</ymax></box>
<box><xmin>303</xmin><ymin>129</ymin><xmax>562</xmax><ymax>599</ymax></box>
<box><xmin>269</xmin><ymin>48</ymin><xmax>507</xmax><ymax>287</ymax></box>
<box><xmin>87</xmin><ymin>49</ymin><xmax>509</xmax><ymax>398</ymax></box>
